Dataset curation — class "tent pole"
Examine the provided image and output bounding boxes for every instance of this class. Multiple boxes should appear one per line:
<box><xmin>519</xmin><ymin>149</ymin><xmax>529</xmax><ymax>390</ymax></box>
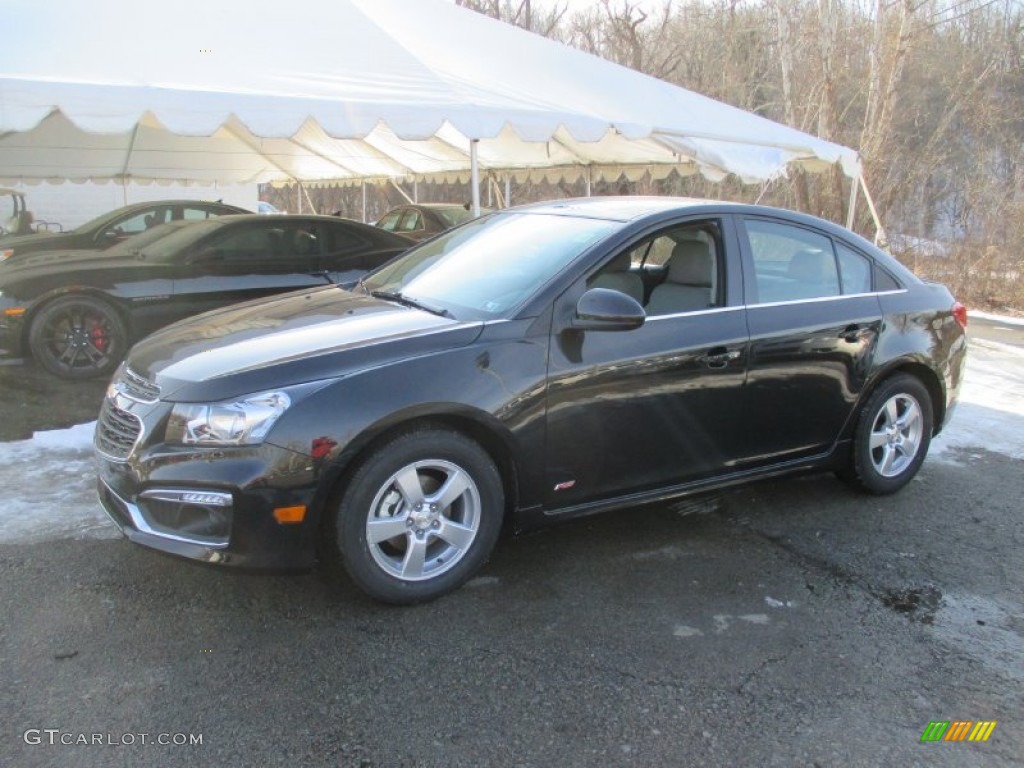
<box><xmin>361</xmin><ymin>182</ymin><xmax>367</xmax><ymax>223</ymax></box>
<box><xmin>388</xmin><ymin>179</ymin><xmax>414</xmax><ymax>204</ymax></box>
<box><xmin>858</xmin><ymin>175</ymin><xmax>887</xmax><ymax>246</ymax></box>
<box><xmin>470</xmin><ymin>140</ymin><xmax>481</xmax><ymax>217</ymax></box>
<box><xmin>296</xmin><ymin>183</ymin><xmax>301</xmax><ymax>214</ymax></box>
<box><xmin>505</xmin><ymin>175</ymin><xmax>511</xmax><ymax>209</ymax></box>
<box><xmin>413</xmin><ymin>180</ymin><xmax>418</xmax><ymax>203</ymax></box>
<box><xmin>846</xmin><ymin>175</ymin><xmax>859</xmax><ymax>230</ymax></box>
<box><xmin>585</xmin><ymin>167</ymin><xmax>592</xmax><ymax>197</ymax></box>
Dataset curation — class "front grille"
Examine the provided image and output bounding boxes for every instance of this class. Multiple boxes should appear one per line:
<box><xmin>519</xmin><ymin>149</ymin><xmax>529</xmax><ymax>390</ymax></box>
<box><xmin>120</xmin><ymin>367</ymin><xmax>160</xmax><ymax>402</ymax></box>
<box><xmin>94</xmin><ymin>399</ymin><xmax>143</xmax><ymax>461</ymax></box>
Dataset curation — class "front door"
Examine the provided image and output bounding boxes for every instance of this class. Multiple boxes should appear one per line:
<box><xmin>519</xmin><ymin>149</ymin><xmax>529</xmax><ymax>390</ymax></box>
<box><xmin>543</xmin><ymin>218</ymin><xmax>750</xmax><ymax>510</ymax></box>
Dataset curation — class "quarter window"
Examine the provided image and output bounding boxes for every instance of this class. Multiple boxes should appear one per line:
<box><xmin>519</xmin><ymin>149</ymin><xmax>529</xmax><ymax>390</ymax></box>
<box><xmin>836</xmin><ymin>243</ymin><xmax>873</xmax><ymax>294</ymax></box>
<box><xmin>744</xmin><ymin>220</ymin><xmax>840</xmax><ymax>303</ymax></box>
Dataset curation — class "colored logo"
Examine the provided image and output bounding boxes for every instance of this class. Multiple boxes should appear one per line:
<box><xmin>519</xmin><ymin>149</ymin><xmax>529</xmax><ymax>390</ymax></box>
<box><xmin>920</xmin><ymin>721</ymin><xmax>997</xmax><ymax>742</ymax></box>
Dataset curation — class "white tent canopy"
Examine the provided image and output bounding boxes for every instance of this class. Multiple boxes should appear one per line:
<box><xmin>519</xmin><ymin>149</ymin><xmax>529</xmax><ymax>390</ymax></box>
<box><xmin>0</xmin><ymin>0</ymin><xmax>860</xmax><ymax>190</ymax></box>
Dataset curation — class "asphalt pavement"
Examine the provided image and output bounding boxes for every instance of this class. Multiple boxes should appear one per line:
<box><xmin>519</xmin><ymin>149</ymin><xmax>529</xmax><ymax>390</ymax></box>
<box><xmin>1</xmin><ymin>332</ymin><xmax>1021</xmax><ymax>767</ymax></box>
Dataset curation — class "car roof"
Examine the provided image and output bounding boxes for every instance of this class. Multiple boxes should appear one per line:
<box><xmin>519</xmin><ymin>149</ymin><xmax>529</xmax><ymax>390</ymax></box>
<box><xmin>511</xmin><ymin>196</ymin><xmax>736</xmax><ymax>221</ymax></box>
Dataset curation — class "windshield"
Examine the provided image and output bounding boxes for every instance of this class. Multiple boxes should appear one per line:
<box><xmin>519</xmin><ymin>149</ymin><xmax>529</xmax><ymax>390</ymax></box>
<box><xmin>105</xmin><ymin>220</ymin><xmax>220</xmax><ymax>259</ymax></box>
<box><xmin>362</xmin><ymin>212</ymin><xmax>618</xmax><ymax>319</ymax></box>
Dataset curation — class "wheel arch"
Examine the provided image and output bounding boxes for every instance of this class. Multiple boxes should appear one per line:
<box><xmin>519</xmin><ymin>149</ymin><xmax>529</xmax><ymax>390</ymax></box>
<box><xmin>20</xmin><ymin>287</ymin><xmax>132</xmax><ymax>355</ymax></box>
<box><xmin>312</xmin><ymin>405</ymin><xmax>522</xmax><ymax>540</ymax></box>
<box><xmin>849</xmin><ymin>359</ymin><xmax>946</xmax><ymax>439</ymax></box>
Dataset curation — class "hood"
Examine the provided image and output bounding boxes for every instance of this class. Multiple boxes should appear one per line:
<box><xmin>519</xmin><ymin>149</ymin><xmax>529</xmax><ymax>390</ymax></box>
<box><xmin>126</xmin><ymin>287</ymin><xmax>483</xmax><ymax>402</ymax></box>
<box><xmin>0</xmin><ymin>231</ymin><xmax>76</xmax><ymax>254</ymax></box>
<box><xmin>0</xmin><ymin>248</ymin><xmax>139</xmax><ymax>279</ymax></box>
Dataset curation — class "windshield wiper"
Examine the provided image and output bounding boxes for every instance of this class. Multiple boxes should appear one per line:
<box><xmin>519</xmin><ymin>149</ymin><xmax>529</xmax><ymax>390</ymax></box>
<box><xmin>370</xmin><ymin>290</ymin><xmax>452</xmax><ymax>318</ymax></box>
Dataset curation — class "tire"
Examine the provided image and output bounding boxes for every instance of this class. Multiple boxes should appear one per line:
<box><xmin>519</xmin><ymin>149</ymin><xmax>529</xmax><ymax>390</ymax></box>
<box><xmin>844</xmin><ymin>373</ymin><xmax>933</xmax><ymax>495</ymax></box>
<box><xmin>29</xmin><ymin>295</ymin><xmax>128</xmax><ymax>379</ymax></box>
<box><xmin>326</xmin><ymin>427</ymin><xmax>504</xmax><ymax>604</ymax></box>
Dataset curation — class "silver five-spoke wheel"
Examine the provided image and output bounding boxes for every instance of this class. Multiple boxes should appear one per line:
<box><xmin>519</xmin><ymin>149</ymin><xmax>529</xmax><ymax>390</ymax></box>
<box><xmin>845</xmin><ymin>373</ymin><xmax>933</xmax><ymax>495</ymax></box>
<box><xmin>868</xmin><ymin>393</ymin><xmax>924</xmax><ymax>477</ymax></box>
<box><xmin>366</xmin><ymin>459</ymin><xmax>481</xmax><ymax>581</ymax></box>
<box><xmin>328</xmin><ymin>427</ymin><xmax>503</xmax><ymax>604</ymax></box>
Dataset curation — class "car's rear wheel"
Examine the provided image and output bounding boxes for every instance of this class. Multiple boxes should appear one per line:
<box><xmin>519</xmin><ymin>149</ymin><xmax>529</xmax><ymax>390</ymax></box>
<box><xmin>28</xmin><ymin>295</ymin><xmax>127</xmax><ymax>379</ymax></box>
<box><xmin>327</xmin><ymin>427</ymin><xmax>504</xmax><ymax>604</ymax></box>
<box><xmin>844</xmin><ymin>373</ymin><xmax>933</xmax><ymax>494</ymax></box>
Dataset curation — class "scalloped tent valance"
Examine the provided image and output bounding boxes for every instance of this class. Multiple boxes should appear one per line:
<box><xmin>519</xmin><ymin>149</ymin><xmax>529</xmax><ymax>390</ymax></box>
<box><xmin>0</xmin><ymin>0</ymin><xmax>860</xmax><ymax>189</ymax></box>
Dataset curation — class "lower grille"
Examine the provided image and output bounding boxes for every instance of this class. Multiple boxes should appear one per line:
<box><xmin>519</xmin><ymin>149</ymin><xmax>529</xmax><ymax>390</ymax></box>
<box><xmin>94</xmin><ymin>399</ymin><xmax>143</xmax><ymax>461</ymax></box>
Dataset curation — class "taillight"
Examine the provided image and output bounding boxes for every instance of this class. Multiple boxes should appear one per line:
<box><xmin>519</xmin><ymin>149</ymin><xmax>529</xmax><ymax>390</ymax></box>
<box><xmin>952</xmin><ymin>301</ymin><xmax>968</xmax><ymax>329</ymax></box>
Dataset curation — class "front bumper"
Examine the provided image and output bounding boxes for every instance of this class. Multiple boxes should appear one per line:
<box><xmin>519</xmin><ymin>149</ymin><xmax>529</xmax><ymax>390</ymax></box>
<box><xmin>0</xmin><ymin>311</ymin><xmax>26</xmax><ymax>359</ymax></box>
<box><xmin>95</xmin><ymin>380</ymin><xmax>324</xmax><ymax>570</ymax></box>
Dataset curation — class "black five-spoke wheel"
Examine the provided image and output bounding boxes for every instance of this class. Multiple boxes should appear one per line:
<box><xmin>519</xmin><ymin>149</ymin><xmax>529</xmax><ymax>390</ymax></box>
<box><xmin>28</xmin><ymin>295</ymin><xmax>127</xmax><ymax>379</ymax></box>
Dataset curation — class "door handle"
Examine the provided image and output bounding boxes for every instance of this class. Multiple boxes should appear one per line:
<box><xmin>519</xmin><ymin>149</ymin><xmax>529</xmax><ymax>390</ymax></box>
<box><xmin>700</xmin><ymin>347</ymin><xmax>741</xmax><ymax>369</ymax></box>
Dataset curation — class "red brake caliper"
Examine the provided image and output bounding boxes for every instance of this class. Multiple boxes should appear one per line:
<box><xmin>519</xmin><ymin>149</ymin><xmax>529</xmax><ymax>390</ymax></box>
<box><xmin>88</xmin><ymin>320</ymin><xmax>109</xmax><ymax>351</ymax></box>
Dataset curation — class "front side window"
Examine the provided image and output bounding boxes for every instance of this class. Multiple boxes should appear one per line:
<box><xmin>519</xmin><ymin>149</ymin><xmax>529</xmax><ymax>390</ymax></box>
<box><xmin>377</xmin><ymin>211</ymin><xmax>402</xmax><ymax>231</ymax></box>
<box><xmin>110</xmin><ymin>207</ymin><xmax>171</xmax><ymax>236</ymax></box>
<box><xmin>398</xmin><ymin>210</ymin><xmax>424</xmax><ymax>233</ymax></box>
<box><xmin>744</xmin><ymin>220</ymin><xmax>840</xmax><ymax>303</ymax></box>
<box><xmin>591</xmin><ymin>222</ymin><xmax>723</xmax><ymax>315</ymax></box>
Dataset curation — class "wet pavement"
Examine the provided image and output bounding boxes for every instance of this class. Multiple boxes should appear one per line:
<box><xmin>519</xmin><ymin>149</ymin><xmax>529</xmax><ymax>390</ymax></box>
<box><xmin>1</xmin><ymin>341</ymin><xmax>1022</xmax><ymax>766</ymax></box>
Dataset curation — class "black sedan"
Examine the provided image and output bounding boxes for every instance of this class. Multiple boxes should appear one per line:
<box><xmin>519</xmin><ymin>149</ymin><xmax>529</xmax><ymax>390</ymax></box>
<box><xmin>0</xmin><ymin>214</ymin><xmax>412</xmax><ymax>378</ymax></box>
<box><xmin>375</xmin><ymin>203</ymin><xmax>479</xmax><ymax>242</ymax></box>
<box><xmin>93</xmin><ymin>198</ymin><xmax>967</xmax><ymax>604</ymax></box>
<box><xmin>0</xmin><ymin>199</ymin><xmax>250</xmax><ymax>263</ymax></box>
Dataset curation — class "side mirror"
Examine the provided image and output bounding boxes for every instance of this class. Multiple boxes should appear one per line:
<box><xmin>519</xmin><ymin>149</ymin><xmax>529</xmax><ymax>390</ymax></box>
<box><xmin>571</xmin><ymin>287</ymin><xmax>646</xmax><ymax>331</ymax></box>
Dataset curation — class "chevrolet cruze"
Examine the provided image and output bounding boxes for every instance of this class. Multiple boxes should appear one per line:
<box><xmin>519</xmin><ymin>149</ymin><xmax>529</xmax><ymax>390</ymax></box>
<box><xmin>94</xmin><ymin>198</ymin><xmax>967</xmax><ymax>604</ymax></box>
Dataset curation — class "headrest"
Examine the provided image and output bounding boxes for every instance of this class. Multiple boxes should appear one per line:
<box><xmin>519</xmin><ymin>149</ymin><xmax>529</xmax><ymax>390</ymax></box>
<box><xmin>787</xmin><ymin>250</ymin><xmax>828</xmax><ymax>281</ymax></box>
<box><xmin>668</xmin><ymin>240</ymin><xmax>713</xmax><ymax>286</ymax></box>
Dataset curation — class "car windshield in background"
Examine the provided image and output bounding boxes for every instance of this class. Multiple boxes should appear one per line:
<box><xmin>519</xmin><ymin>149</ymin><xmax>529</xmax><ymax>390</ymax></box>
<box><xmin>362</xmin><ymin>213</ymin><xmax>618</xmax><ymax>319</ymax></box>
<box><xmin>105</xmin><ymin>220</ymin><xmax>219</xmax><ymax>259</ymax></box>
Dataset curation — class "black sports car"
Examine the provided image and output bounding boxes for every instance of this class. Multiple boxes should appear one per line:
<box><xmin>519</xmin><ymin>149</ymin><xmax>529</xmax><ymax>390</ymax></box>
<box><xmin>93</xmin><ymin>197</ymin><xmax>968</xmax><ymax>604</ymax></box>
<box><xmin>0</xmin><ymin>214</ymin><xmax>412</xmax><ymax>378</ymax></box>
<box><xmin>0</xmin><ymin>199</ymin><xmax>250</xmax><ymax>263</ymax></box>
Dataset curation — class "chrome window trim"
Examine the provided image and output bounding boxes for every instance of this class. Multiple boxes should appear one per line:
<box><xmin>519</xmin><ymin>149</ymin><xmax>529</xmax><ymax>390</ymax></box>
<box><xmin>747</xmin><ymin>289</ymin><xmax>907</xmax><ymax>310</ymax></box>
<box><xmin>644</xmin><ymin>305</ymin><xmax>745</xmax><ymax>322</ymax></box>
<box><xmin>634</xmin><ymin>288</ymin><xmax>908</xmax><ymax>320</ymax></box>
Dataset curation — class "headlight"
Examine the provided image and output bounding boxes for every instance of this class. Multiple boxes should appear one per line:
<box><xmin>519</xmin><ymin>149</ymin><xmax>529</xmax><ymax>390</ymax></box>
<box><xmin>166</xmin><ymin>391</ymin><xmax>291</xmax><ymax>446</ymax></box>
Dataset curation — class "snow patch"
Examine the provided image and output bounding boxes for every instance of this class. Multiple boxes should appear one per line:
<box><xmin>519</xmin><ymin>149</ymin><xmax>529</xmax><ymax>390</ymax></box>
<box><xmin>929</xmin><ymin>340</ymin><xmax>1024</xmax><ymax>464</ymax></box>
<box><xmin>0</xmin><ymin>421</ymin><xmax>118</xmax><ymax>544</ymax></box>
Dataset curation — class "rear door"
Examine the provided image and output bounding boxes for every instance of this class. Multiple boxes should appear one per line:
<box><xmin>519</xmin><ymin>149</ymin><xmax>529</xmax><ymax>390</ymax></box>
<box><xmin>738</xmin><ymin>216</ymin><xmax>883</xmax><ymax>465</ymax></box>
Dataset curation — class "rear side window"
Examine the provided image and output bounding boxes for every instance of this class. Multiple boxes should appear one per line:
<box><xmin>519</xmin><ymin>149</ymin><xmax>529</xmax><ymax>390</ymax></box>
<box><xmin>743</xmin><ymin>220</ymin><xmax>839</xmax><ymax>302</ymax></box>
<box><xmin>836</xmin><ymin>243</ymin><xmax>873</xmax><ymax>294</ymax></box>
<box><xmin>875</xmin><ymin>266</ymin><xmax>902</xmax><ymax>292</ymax></box>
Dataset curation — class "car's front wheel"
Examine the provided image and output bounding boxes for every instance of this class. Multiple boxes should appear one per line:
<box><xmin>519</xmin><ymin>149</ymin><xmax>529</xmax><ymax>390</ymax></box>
<box><xmin>28</xmin><ymin>295</ymin><xmax>127</xmax><ymax>379</ymax></box>
<box><xmin>845</xmin><ymin>373</ymin><xmax>933</xmax><ymax>494</ymax></box>
<box><xmin>327</xmin><ymin>427</ymin><xmax>504</xmax><ymax>604</ymax></box>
